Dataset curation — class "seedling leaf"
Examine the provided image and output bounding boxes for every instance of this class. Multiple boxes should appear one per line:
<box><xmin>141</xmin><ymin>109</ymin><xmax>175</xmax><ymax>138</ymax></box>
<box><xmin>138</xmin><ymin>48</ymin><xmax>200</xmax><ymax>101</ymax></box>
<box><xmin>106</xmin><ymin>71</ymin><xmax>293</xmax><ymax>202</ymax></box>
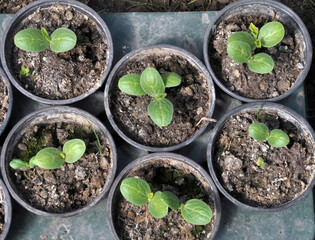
<box><xmin>148</xmin><ymin>98</ymin><xmax>173</xmax><ymax>127</ymax></box>
<box><xmin>118</xmin><ymin>74</ymin><xmax>146</xmax><ymax>96</ymax></box>
<box><xmin>181</xmin><ymin>199</ymin><xmax>213</xmax><ymax>225</ymax></box>
<box><xmin>249</xmin><ymin>123</ymin><xmax>269</xmax><ymax>141</ymax></box>
<box><xmin>259</xmin><ymin>22</ymin><xmax>285</xmax><ymax>47</ymax></box>
<box><xmin>34</xmin><ymin>147</ymin><xmax>64</xmax><ymax>169</ymax></box>
<box><xmin>148</xmin><ymin>191</ymin><xmax>169</xmax><ymax>218</ymax></box>
<box><xmin>228</xmin><ymin>32</ymin><xmax>256</xmax><ymax>50</ymax></box>
<box><xmin>14</xmin><ymin>28</ymin><xmax>49</xmax><ymax>52</ymax></box>
<box><xmin>50</xmin><ymin>28</ymin><xmax>77</xmax><ymax>53</ymax></box>
<box><xmin>120</xmin><ymin>177</ymin><xmax>151</xmax><ymax>206</ymax></box>
<box><xmin>161</xmin><ymin>72</ymin><xmax>181</xmax><ymax>88</ymax></box>
<box><xmin>161</xmin><ymin>191</ymin><xmax>181</xmax><ymax>210</ymax></box>
<box><xmin>140</xmin><ymin>68</ymin><xmax>165</xmax><ymax>98</ymax></box>
<box><xmin>268</xmin><ymin>129</ymin><xmax>289</xmax><ymax>147</ymax></box>
<box><xmin>227</xmin><ymin>40</ymin><xmax>252</xmax><ymax>63</ymax></box>
<box><xmin>63</xmin><ymin>139</ymin><xmax>86</xmax><ymax>163</ymax></box>
<box><xmin>9</xmin><ymin>159</ymin><xmax>29</xmax><ymax>169</ymax></box>
<box><xmin>248</xmin><ymin>53</ymin><xmax>275</xmax><ymax>74</ymax></box>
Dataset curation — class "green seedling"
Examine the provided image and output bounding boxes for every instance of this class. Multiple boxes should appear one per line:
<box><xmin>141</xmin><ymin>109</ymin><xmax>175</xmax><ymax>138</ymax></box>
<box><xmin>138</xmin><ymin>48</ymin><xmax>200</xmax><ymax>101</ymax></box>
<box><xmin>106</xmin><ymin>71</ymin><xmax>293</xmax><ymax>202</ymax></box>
<box><xmin>14</xmin><ymin>27</ymin><xmax>77</xmax><ymax>53</ymax></box>
<box><xmin>227</xmin><ymin>22</ymin><xmax>285</xmax><ymax>74</ymax></box>
<box><xmin>20</xmin><ymin>66</ymin><xmax>30</xmax><ymax>76</ymax></box>
<box><xmin>248</xmin><ymin>122</ymin><xmax>289</xmax><ymax>148</ymax></box>
<box><xmin>120</xmin><ymin>177</ymin><xmax>213</xmax><ymax>225</ymax></box>
<box><xmin>256</xmin><ymin>156</ymin><xmax>265</xmax><ymax>170</ymax></box>
<box><xmin>118</xmin><ymin>67</ymin><xmax>181</xmax><ymax>127</ymax></box>
<box><xmin>10</xmin><ymin>139</ymin><xmax>86</xmax><ymax>170</ymax></box>
<box><xmin>85</xmin><ymin>117</ymin><xmax>104</xmax><ymax>155</ymax></box>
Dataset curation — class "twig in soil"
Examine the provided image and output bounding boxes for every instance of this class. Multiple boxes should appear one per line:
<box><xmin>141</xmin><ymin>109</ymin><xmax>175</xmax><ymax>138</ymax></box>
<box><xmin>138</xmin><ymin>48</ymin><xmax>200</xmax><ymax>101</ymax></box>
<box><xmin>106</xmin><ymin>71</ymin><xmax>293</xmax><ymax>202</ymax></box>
<box><xmin>122</xmin><ymin>0</ymin><xmax>166</xmax><ymax>11</ymax></box>
<box><xmin>195</xmin><ymin>117</ymin><xmax>217</xmax><ymax>128</ymax></box>
<box><xmin>84</xmin><ymin>117</ymin><xmax>103</xmax><ymax>155</ymax></box>
<box><xmin>203</xmin><ymin>0</ymin><xmax>212</xmax><ymax>10</ymax></box>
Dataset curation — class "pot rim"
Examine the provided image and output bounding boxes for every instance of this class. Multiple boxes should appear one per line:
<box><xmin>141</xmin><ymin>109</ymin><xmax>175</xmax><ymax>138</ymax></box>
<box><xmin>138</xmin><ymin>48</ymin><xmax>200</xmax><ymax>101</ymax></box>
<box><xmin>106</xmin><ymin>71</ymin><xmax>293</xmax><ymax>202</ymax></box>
<box><xmin>203</xmin><ymin>0</ymin><xmax>313</xmax><ymax>102</ymax></box>
<box><xmin>207</xmin><ymin>102</ymin><xmax>315</xmax><ymax>212</ymax></box>
<box><xmin>0</xmin><ymin>179</ymin><xmax>12</xmax><ymax>240</ymax></box>
<box><xmin>0</xmin><ymin>67</ymin><xmax>13</xmax><ymax>137</ymax></box>
<box><xmin>106</xmin><ymin>152</ymin><xmax>221</xmax><ymax>240</ymax></box>
<box><xmin>104</xmin><ymin>44</ymin><xmax>216</xmax><ymax>152</ymax></box>
<box><xmin>0</xmin><ymin>0</ymin><xmax>114</xmax><ymax>105</ymax></box>
<box><xmin>0</xmin><ymin>106</ymin><xmax>117</xmax><ymax>217</ymax></box>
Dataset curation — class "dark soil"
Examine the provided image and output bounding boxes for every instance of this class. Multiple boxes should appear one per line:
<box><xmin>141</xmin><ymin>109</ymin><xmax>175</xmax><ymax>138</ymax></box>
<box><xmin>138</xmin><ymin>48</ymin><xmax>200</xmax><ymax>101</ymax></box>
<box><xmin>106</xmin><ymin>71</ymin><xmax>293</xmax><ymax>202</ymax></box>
<box><xmin>0</xmin><ymin>187</ymin><xmax>6</xmax><ymax>238</ymax></box>
<box><xmin>214</xmin><ymin>109</ymin><xmax>315</xmax><ymax>208</ymax></box>
<box><xmin>210</xmin><ymin>15</ymin><xmax>303</xmax><ymax>100</ymax></box>
<box><xmin>10</xmin><ymin>119</ymin><xmax>112</xmax><ymax>213</ymax></box>
<box><xmin>114</xmin><ymin>159</ymin><xmax>216</xmax><ymax>239</ymax></box>
<box><xmin>11</xmin><ymin>4</ymin><xmax>108</xmax><ymax>100</ymax></box>
<box><xmin>110</xmin><ymin>53</ymin><xmax>211</xmax><ymax>147</ymax></box>
<box><xmin>0</xmin><ymin>75</ymin><xmax>9</xmax><ymax>128</ymax></box>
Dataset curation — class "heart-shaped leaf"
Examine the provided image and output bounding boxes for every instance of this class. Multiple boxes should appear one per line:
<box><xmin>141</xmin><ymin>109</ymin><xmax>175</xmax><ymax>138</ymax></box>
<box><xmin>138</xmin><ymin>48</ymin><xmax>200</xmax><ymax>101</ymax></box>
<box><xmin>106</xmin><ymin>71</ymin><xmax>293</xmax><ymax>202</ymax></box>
<box><xmin>161</xmin><ymin>72</ymin><xmax>181</xmax><ymax>88</ymax></box>
<box><xmin>140</xmin><ymin>68</ymin><xmax>165</xmax><ymax>98</ymax></box>
<box><xmin>258</xmin><ymin>22</ymin><xmax>285</xmax><ymax>47</ymax></box>
<box><xmin>148</xmin><ymin>98</ymin><xmax>173</xmax><ymax>127</ymax></box>
<box><xmin>34</xmin><ymin>147</ymin><xmax>64</xmax><ymax>169</ymax></box>
<box><xmin>63</xmin><ymin>139</ymin><xmax>86</xmax><ymax>163</ymax></box>
<box><xmin>14</xmin><ymin>28</ymin><xmax>49</xmax><ymax>52</ymax></box>
<box><xmin>50</xmin><ymin>28</ymin><xmax>77</xmax><ymax>52</ymax></box>
<box><xmin>118</xmin><ymin>73</ymin><xmax>145</xmax><ymax>96</ymax></box>
<box><xmin>148</xmin><ymin>191</ymin><xmax>168</xmax><ymax>218</ymax></box>
<box><xmin>248</xmin><ymin>53</ymin><xmax>275</xmax><ymax>74</ymax></box>
<box><xmin>181</xmin><ymin>199</ymin><xmax>213</xmax><ymax>225</ymax></box>
<box><xmin>248</xmin><ymin>123</ymin><xmax>269</xmax><ymax>141</ymax></box>
<box><xmin>227</xmin><ymin>40</ymin><xmax>252</xmax><ymax>63</ymax></box>
<box><xmin>228</xmin><ymin>32</ymin><xmax>256</xmax><ymax>50</ymax></box>
<box><xmin>268</xmin><ymin>129</ymin><xmax>289</xmax><ymax>147</ymax></box>
<box><xmin>120</xmin><ymin>177</ymin><xmax>151</xmax><ymax>206</ymax></box>
<box><xmin>160</xmin><ymin>191</ymin><xmax>181</xmax><ymax>210</ymax></box>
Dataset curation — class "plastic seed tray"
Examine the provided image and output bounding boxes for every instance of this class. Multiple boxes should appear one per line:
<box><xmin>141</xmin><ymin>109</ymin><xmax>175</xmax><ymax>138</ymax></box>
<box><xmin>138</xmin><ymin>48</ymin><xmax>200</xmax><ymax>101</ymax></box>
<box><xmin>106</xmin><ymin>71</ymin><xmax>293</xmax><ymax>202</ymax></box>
<box><xmin>0</xmin><ymin>12</ymin><xmax>313</xmax><ymax>239</ymax></box>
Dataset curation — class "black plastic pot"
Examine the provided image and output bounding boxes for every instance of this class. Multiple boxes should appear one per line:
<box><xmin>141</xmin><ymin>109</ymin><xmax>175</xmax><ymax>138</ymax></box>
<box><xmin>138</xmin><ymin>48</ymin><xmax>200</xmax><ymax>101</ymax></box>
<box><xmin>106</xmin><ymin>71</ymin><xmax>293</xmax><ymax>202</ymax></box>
<box><xmin>0</xmin><ymin>179</ymin><xmax>12</xmax><ymax>240</ymax></box>
<box><xmin>0</xmin><ymin>67</ymin><xmax>13</xmax><ymax>137</ymax></box>
<box><xmin>0</xmin><ymin>106</ymin><xmax>117</xmax><ymax>217</ymax></box>
<box><xmin>0</xmin><ymin>0</ymin><xmax>113</xmax><ymax>105</ymax></box>
<box><xmin>203</xmin><ymin>0</ymin><xmax>312</xmax><ymax>102</ymax></box>
<box><xmin>207</xmin><ymin>102</ymin><xmax>315</xmax><ymax>212</ymax></box>
<box><xmin>104</xmin><ymin>44</ymin><xmax>216</xmax><ymax>152</ymax></box>
<box><xmin>107</xmin><ymin>152</ymin><xmax>221</xmax><ymax>240</ymax></box>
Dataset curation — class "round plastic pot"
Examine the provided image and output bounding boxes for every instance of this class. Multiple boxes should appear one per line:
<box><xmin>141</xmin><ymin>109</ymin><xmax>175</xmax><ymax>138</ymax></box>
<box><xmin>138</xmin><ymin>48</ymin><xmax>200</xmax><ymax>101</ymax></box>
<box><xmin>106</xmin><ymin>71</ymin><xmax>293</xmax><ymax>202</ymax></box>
<box><xmin>107</xmin><ymin>152</ymin><xmax>221</xmax><ymax>240</ymax></box>
<box><xmin>104</xmin><ymin>44</ymin><xmax>216</xmax><ymax>152</ymax></box>
<box><xmin>203</xmin><ymin>0</ymin><xmax>312</xmax><ymax>102</ymax></box>
<box><xmin>207</xmin><ymin>102</ymin><xmax>315</xmax><ymax>212</ymax></box>
<box><xmin>0</xmin><ymin>106</ymin><xmax>117</xmax><ymax>217</ymax></box>
<box><xmin>0</xmin><ymin>179</ymin><xmax>12</xmax><ymax>240</ymax></box>
<box><xmin>0</xmin><ymin>0</ymin><xmax>113</xmax><ymax>105</ymax></box>
<box><xmin>0</xmin><ymin>67</ymin><xmax>13</xmax><ymax>137</ymax></box>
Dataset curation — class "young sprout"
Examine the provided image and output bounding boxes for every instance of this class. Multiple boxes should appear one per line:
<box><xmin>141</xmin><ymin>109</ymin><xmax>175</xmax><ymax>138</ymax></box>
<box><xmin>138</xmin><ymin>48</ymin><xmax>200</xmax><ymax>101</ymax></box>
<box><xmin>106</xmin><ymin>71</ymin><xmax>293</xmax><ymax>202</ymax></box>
<box><xmin>9</xmin><ymin>139</ymin><xmax>86</xmax><ymax>170</ymax></box>
<box><xmin>248</xmin><ymin>122</ymin><xmax>289</xmax><ymax>148</ymax></box>
<box><xmin>20</xmin><ymin>66</ymin><xmax>30</xmax><ymax>76</ymax></box>
<box><xmin>256</xmin><ymin>157</ymin><xmax>265</xmax><ymax>170</ymax></box>
<box><xmin>120</xmin><ymin>177</ymin><xmax>213</xmax><ymax>225</ymax></box>
<box><xmin>118</xmin><ymin>67</ymin><xmax>181</xmax><ymax>127</ymax></box>
<box><xmin>14</xmin><ymin>27</ymin><xmax>77</xmax><ymax>53</ymax></box>
<box><xmin>227</xmin><ymin>22</ymin><xmax>285</xmax><ymax>74</ymax></box>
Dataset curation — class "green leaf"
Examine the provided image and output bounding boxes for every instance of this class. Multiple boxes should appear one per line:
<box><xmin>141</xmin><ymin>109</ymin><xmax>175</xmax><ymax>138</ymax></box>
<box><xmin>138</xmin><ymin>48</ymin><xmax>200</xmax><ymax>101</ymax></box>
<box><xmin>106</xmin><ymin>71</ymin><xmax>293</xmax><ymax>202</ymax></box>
<box><xmin>9</xmin><ymin>159</ymin><xmax>30</xmax><ymax>169</ymax></box>
<box><xmin>255</xmin><ymin>38</ymin><xmax>261</xmax><ymax>48</ymax></box>
<box><xmin>181</xmin><ymin>199</ymin><xmax>213</xmax><ymax>225</ymax></box>
<box><xmin>118</xmin><ymin>74</ymin><xmax>145</xmax><ymax>96</ymax></box>
<box><xmin>160</xmin><ymin>191</ymin><xmax>181</xmax><ymax>210</ymax></box>
<box><xmin>41</xmin><ymin>27</ymin><xmax>51</xmax><ymax>41</ymax></box>
<box><xmin>248</xmin><ymin>53</ymin><xmax>275</xmax><ymax>74</ymax></box>
<box><xmin>50</xmin><ymin>28</ymin><xmax>77</xmax><ymax>52</ymax></box>
<box><xmin>148</xmin><ymin>98</ymin><xmax>173</xmax><ymax>127</ymax></box>
<box><xmin>248</xmin><ymin>123</ymin><xmax>269</xmax><ymax>141</ymax></box>
<box><xmin>14</xmin><ymin>28</ymin><xmax>49</xmax><ymax>52</ymax></box>
<box><xmin>148</xmin><ymin>191</ymin><xmax>168</xmax><ymax>218</ymax></box>
<box><xmin>258</xmin><ymin>22</ymin><xmax>285</xmax><ymax>47</ymax></box>
<box><xmin>120</xmin><ymin>177</ymin><xmax>151</xmax><ymax>206</ymax></box>
<box><xmin>228</xmin><ymin>32</ymin><xmax>256</xmax><ymax>50</ymax></box>
<box><xmin>29</xmin><ymin>156</ymin><xmax>36</xmax><ymax>168</ymax></box>
<box><xmin>227</xmin><ymin>41</ymin><xmax>252</xmax><ymax>63</ymax></box>
<box><xmin>250</xmin><ymin>23</ymin><xmax>259</xmax><ymax>39</ymax></box>
<box><xmin>161</xmin><ymin>72</ymin><xmax>181</xmax><ymax>88</ymax></box>
<box><xmin>256</xmin><ymin>157</ymin><xmax>265</xmax><ymax>170</ymax></box>
<box><xmin>267</xmin><ymin>129</ymin><xmax>289</xmax><ymax>147</ymax></box>
<box><xmin>34</xmin><ymin>147</ymin><xmax>64</xmax><ymax>169</ymax></box>
<box><xmin>140</xmin><ymin>68</ymin><xmax>165</xmax><ymax>98</ymax></box>
<box><xmin>63</xmin><ymin>139</ymin><xmax>86</xmax><ymax>163</ymax></box>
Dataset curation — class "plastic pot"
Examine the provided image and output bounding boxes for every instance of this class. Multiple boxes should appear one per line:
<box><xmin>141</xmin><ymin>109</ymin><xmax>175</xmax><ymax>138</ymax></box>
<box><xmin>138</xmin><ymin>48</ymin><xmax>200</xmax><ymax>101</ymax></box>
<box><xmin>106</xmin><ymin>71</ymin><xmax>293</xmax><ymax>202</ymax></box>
<box><xmin>0</xmin><ymin>179</ymin><xmax>12</xmax><ymax>240</ymax></box>
<box><xmin>0</xmin><ymin>106</ymin><xmax>117</xmax><ymax>217</ymax></box>
<box><xmin>207</xmin><ymin>102</ymin><xmax>315</xmax><ymax>212</ymax></box>
<box><xmin>203</xmin><ymin>0</ymin><xmax>312</xmax><ymax>102</ymax></box>
<box><xmin>0</xmin><ymin>0</ymin><xmax>113</xmax><ymax>105</ymax></box>
<box><xmin>107</xmin><ymin>152</ymin><xmax>221</xmax><ymax>240</ymax></box>
<box><xmin>104</xmin><ymin>44</ymin><xmax>216</xmax><ymax>152</ymax></box>
<box><xmin>0</xmin><ymin>67</ymin><xmax>13</xmax><ymax>137</ymax></box>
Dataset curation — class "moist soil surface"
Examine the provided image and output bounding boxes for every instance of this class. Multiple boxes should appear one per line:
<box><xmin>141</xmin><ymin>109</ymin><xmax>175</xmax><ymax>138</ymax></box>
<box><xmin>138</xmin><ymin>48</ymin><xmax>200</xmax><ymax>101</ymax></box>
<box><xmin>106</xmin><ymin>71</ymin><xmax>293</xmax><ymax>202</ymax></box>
<box><xmin>110</xmin><ymin>54</ymin><xmax>211</xmax><ymax>147</ymax></box>
<box><xmin>0</xmin><ymin>188</ymin><xmax>6</xmax><ymax>238</ymax></box>
<box><xmin>214</xmin><ymin>109</ymin><xmax>315</xmax><ymax>208</ymax></box>
<box><xmin>114</xmin><ymin>159</ymin><xmax>216</xmax><ymax>240</ymax></box>
<box><xmin>11</xmin><ymin>4</ymin><xmax>108</xmax><ymax>100</ymax></box>
<box><xmin>0</xmin><ymin>75</ymin><xmax>9</xmax><ymax>128</ymax></box>
<box><xmin>209</xmin><ymin>15</ymin><xmax>303</xmax><ymax>100</ymax></box>
<box><xmin>10</xmin><ymin>120</ymin><xmax>112</xmax><ymax>213</ymax></box>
